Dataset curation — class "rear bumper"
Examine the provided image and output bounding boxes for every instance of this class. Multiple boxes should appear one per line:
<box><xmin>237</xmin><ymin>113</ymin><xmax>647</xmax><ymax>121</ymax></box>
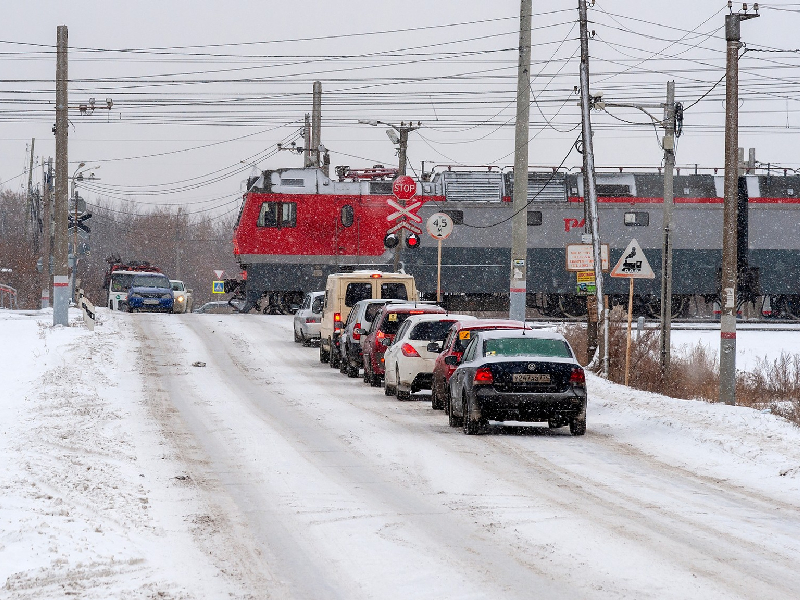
<box><xmin>474</xmin><ymin>387</ymin><xmax>586</xmax><ymax>422</ymax></box>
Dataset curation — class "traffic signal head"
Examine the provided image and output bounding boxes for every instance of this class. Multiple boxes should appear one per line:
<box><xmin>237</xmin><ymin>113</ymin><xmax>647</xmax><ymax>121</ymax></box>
<box><xmin>405</xmin><ymin>232</ymin><xmax>420</xmax><ymax>248</ymax></box>
<box><xmin>384</xmin><ymin>233</ymin><xmax>399</xmax><ymax>249</ymax></box>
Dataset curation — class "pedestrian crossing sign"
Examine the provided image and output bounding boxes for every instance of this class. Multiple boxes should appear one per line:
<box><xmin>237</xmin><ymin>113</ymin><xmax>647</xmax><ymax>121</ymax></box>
<box><xmin>212</xmin><ymin>281</ymin><xmax>225</xmax><ymax>294</ymax></box>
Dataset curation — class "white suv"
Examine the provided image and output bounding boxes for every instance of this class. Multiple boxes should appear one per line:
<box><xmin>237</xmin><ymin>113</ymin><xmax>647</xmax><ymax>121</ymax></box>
<box><xmin>170</xmin><ymin>280</ymin><xmax>193</xmax><ymax>313</ymax></box>
<box><xmin>383</xmin><ymin>313</ymin><xmax>475</xmax><ymax>400</ymax></box>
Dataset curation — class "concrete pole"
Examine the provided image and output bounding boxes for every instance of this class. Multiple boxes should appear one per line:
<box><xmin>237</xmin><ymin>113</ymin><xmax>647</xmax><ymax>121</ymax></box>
<box><xmin>26</xmin><ymin>139</ymin><xmax>35</xmax><ymax>239</ymax></box>
<box><xmin>53</xmin><ymin>25</ymin><xmax>69</xmax><ymax>326</ymax></box>
<box><xmin>303</xmin><ymin>113</ymin><xmax>312</xmax><ymax>167</ymax></box>
<box><xmin>659</xmin><ymin>81</ymin><xmax>676</xmax><ymax>379</ymax></box>
<box><xmin>311</xmin><ymin>81</ymin><xmax>322</xmax><ymax>168</ymax></box>
<box><xmin>41</xmin><ymin>158</ymin><xmax>52</xmax><ymax>308</ymax></box>
<box><xmin>578</xmin><ymin>0</ymin><xmax>605</xmax><ymax>374</ymax></box>
<box><xmin>720</xmin><ymin>9</ymin><xmax>757</xmax><ymax>405</ymax></box>
<box><xmin>509</xmin><ymin>0</ymin><xmax>532</xmax><ymax>322</ymax></box>
<box><xmin>579</xmin><ymin>1</ymin><xmax>597</xmax><ymax>362</ymax></box>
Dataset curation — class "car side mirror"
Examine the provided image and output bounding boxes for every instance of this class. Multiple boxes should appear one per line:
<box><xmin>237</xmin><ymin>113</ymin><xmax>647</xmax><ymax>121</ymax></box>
<box><xmin>444</xmin><ymin>355</ymin><xmax>460</xmax><ymax>366</ymax></box>
<box><xmin>187</xmin><ymin>289</ymin><xmax>193</xmax><ymax>294</ymax></box>
<box><xmin>354</xmin><ymin>327</ymin><xmax>366</xmax><ymax>336</ymax></box>
<box><xmin>426</xmin><ymin>341</ymin><xmax>443</xmax><ymax>353</ymax></box>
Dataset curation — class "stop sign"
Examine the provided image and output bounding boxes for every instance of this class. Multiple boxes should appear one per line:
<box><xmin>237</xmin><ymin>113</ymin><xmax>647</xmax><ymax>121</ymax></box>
<box><xmin>392</xmin><ymin>175</ymin><xmax>417</xmax><ymax>200</ymax></box>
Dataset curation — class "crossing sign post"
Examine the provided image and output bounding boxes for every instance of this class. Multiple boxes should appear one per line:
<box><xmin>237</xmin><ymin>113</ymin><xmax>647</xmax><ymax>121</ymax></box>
<box><xmin>610</xmin><ymin>239</ymin><xmax>655</xmax><ymax>386</ymax></box>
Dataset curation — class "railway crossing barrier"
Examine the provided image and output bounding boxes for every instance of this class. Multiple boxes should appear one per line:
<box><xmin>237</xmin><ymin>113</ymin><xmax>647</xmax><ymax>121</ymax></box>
<box><xmin>0</xmin><ymin>283</ymin><xmax>18</xmax><ymax>309</ymax></box>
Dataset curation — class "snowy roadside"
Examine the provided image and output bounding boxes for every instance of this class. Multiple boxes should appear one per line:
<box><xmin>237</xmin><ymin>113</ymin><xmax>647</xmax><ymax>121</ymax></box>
<box><xmin>0</xmin><ymin>309</ymin><xmax>256</xmax><ymax>599</ymax></box>
<box><xmin>589</xmin><ymin>373</ymin><xmax>800</xmax><ymax>502</ymax></box>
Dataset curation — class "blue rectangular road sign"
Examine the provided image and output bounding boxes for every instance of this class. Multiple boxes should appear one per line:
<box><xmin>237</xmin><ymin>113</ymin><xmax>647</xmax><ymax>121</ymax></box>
<box><xmin>212</xmin><ymin>281</ymin><xmax>225</xmax><ymax>294</ymax></box>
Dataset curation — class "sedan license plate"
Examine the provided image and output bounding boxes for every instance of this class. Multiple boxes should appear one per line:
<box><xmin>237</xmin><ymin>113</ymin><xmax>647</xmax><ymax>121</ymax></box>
<box><xmin>143</xmin><ymin>299</ymin><xmax>160</xmax><ymax>305</ymax></box>
<box><xmin>512</xmin><ymin>373</ymin><xmax>550</xmax><ymax>383</ymax></box>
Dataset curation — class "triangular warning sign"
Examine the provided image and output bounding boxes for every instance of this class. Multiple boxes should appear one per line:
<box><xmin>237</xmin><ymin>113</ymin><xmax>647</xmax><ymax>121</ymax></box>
<box><xmin>610</xmin><ymin>239</ymin><xmax>655</xmax><ymax>279</ymax></box>
<box><xmin>214</xmin><ymin>269</ymin><xmax>225</xmax><ymax>279</ymax></box>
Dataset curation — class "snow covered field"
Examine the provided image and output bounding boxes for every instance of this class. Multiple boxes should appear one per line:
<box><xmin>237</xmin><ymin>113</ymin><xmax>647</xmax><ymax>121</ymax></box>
<box><xmin>2</xmin><ymin>308</ymin><xmax>800</xmax><ymax>599</ymax></box>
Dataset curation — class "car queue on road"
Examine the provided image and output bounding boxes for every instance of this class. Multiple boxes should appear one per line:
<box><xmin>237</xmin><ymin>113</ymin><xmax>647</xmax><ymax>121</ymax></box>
<box><xmin>293</xmin><ymin>271</ymin><xmax>588</xmax><ymax>436</ymax></box>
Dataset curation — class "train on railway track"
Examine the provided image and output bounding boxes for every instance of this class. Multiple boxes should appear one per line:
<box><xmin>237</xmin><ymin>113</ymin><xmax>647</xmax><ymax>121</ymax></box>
<box><xmin>228</xmin><ymin>164</ymin><xmax>800</xmax><ymax>319</ymax></box>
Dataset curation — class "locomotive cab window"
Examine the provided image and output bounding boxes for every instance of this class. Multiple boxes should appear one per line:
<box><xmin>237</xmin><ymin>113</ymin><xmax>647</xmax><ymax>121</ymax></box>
<box><xmin>624</xmin><ymin>211</ymin><xmax>649</xmax><ymax>227</ymax></box>
<box><xmin>257</xmin><ymin>202</ymin><xmax>296</xmax><ymax>228</ymax></box>
<box><xmin>340</xmin><ymin>204</ymin><xmax>354</xmax><ymax>228</ymax></box>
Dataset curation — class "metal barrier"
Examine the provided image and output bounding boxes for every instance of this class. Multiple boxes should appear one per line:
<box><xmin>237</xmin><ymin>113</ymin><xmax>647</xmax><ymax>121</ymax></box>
<box><xmin>0</xmin><ymin>283</ymin><xmax>18</xmax><ymax>309</ymax></box>
<box><xmin>77</xmin><ymin>288</ymin><xmax>96</xmax><ymax>330</ymax></box>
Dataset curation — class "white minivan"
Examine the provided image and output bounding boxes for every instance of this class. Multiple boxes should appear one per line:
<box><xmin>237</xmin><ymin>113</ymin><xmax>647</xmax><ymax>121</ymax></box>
<box><xmin>319</xmin><ymin>271</ymin><xmax>417</xmax><ymax>365</ymax></box>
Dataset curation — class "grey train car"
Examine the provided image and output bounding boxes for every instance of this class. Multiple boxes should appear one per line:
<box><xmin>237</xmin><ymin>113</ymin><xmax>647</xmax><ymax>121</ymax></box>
<box><xmin>231</xmin><ymin>166</ymin><xmax>800</xmax><ymax>318</ymax></box>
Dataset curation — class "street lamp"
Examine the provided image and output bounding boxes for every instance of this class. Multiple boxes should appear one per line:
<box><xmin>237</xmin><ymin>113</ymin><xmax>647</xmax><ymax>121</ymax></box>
<box><xmin>357</xmin><ymin>120</ymin><xmax>421</xmax><ymax>176</ymax></box>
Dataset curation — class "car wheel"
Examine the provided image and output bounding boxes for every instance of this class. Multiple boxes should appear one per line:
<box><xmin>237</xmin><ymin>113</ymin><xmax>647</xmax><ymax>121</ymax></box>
<box><xmin>395</xmin><ymin>368</ymin><xmax>411</xmax><ymax>400</ymax></box>
<box><xmin>431</xmin><ymin>382</ymin><xmax>444</xmax><ymax>410</ymax></box>
<box><xmin>363</xmin><ymin>361</ymin><xmax>371</xmax><ymax>384</ymax></box>
<box><xmin>462</xmin><ymin>394</ymin><xmax>480</xmax><ymax>435</ymax></box>
<box><xmin>370</xmin><ymin>372</ymin><xmax>382</xmax><ymax>388</ymax></box>
<box><xmin>570</xmin><ymin>415</ymin><xmax>587</xmax><ymax>436</ymax></box>
<box><xmin>329</xmin><ymin>340</ymin><xmax>339</xmax><ymax>368</ymax></box>
<box><xmin>319</xmin><ymin>343</ymin><xmax>330</xmax><ymax>363</ymax></box>
<box><xmin>384</xmin><ymin>380</ymin><xmax>396</xmax><ymax>396</ymax></box>
<box><xmin>448</xmin><ymin>390</ymin><xmax>462</xmax><ymax>428</ymax></box>
<box><xmin>294</xmin><ymin>326</ymin><xmax>302</xmax><ymax>343</ymax></box>
<box><xmin>346</xmin><ymin>361</ymin><xmax>359</xmax><ymax>378</ymax></box>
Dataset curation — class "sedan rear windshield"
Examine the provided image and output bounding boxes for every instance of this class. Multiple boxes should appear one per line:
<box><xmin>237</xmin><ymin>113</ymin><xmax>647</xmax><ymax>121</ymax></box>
<box><xmin>132</xmin><ymin>275</ymin><xmax>171</xmax><ymax>289</ymax></box>
<box><xmin>410</xmin><ymin>320</ymin><xmax>456</xmax><ymax>341</ymax></box>
<box><xmin>483</xmin><ymin>338</ymin><xmax>572</xmax><ymax>358</ymax></box>
<box><xmin>379</xmin><ymin>312</ymin><xmax>412</xmax><ymax>335</ymax></box>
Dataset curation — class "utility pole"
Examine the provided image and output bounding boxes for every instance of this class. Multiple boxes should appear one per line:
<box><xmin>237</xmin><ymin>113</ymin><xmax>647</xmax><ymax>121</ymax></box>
<box><xmin>720</xmin><ymin>3</ymin><xmax>759</xmax><ymax>405</ymax></box>
<box><xmin>53</xmin><ymin>25</ymin><xmax>69</xmax><ymax>326</ymax></box>
<box><xmin>509</xmin><ymin>0</ymin><xmax>532</xmax><ymax>322</ymax></box>
<box><xmin>303</xmin><ymin>113</ymin><xmax>312</xmax><ymax>167</ymax></box>
<box><xmin>578</xmin><ymin>0</ymin><xmax>606</xmax><ymax>374</ymax></box>
<box><xmin>357</xmin><ymin>119</ymin><xmax>421</xmax><ymax>272</ymax></box>
<box><xmin>26</xmin><ymin>138</ymin><xmax>35</xmax><ymax>240</ymax></box>
<box><xmin>174</xmin><ymin>207</ymin><xmax>182</xmax><ymax>280</ymax></box>
<box><xmin>41</xmin><ymin>158</ymin><xmax>53</xmax><ymax>309</ymax></box>
<box><xmin>659</xmin><ymin>81</ymin><xmax>676</xmax><ymax>379</ymax></box>
<box><xmin>311</xmin><ymin>81</ymin><xmax>322</xmax><ymax>168</ymax></box>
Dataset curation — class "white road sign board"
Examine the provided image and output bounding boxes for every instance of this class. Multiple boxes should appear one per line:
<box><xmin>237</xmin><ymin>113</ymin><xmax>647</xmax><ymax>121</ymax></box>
<box><xmin>566</xmin><ymin>244</ymin><xmax>609</xmax><ymax>272</ymax></box>
<box><xmin>426</xmin><ymin>213</ymin><xmax>454</xmax><ymax>240</ymax></box>
<box><xmin>610</xmin><ymin>239</ymin><xmax>655</xmax><ymax>279</ymax></box>
<box><xmin>214</xmin><ymin>270</ymin><xmax>225</xmax><ymax>279</ymax></box>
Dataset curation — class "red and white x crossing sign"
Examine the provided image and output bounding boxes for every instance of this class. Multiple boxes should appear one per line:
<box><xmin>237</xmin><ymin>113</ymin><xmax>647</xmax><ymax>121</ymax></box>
<box><xmin>386</xmin><ymin>220</ymin><xmax>422</xmax><ymax>235</ymax></box>
<box><xmin>386</xmin><ymin>199</ymin><xmax>422</xmax><ymax>223</ymax></box>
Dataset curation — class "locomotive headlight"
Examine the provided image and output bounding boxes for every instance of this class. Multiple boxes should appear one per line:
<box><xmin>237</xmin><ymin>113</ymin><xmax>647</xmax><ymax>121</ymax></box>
<box><xmin>384</xmin><ymin>233</ymin><xmax>399</xmax><ymax>249</ymax></box>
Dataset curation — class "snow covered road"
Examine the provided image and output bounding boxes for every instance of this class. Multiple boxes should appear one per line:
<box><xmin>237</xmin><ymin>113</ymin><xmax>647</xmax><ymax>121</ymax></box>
<box><xmin>132</xmin><ymin>312</ymin><xmax>800</xmax><ymax>599</ymax></box>
<box><xmin>3</xmin><ymin>309</ymin><xmax>800</xmax><ymax>599</ymax></box>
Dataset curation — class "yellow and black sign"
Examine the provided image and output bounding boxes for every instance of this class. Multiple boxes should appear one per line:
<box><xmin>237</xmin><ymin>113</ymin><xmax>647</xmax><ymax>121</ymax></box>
<box><xmin>576</xmin><ymin>271</ymin><xmax>596</xmax><ymax>296</ymax></box>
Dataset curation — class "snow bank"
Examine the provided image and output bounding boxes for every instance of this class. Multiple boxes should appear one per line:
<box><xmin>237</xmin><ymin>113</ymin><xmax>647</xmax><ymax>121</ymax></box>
<box><xmin>0</xmin><ymin>309</ymin><xmax>246</xmax><ymax>599</ymax></box>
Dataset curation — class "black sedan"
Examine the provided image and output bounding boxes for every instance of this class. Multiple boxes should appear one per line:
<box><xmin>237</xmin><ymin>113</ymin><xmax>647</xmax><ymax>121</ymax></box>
<box><xmin>447</xmin><ymin>329</ymin><xmax>587</xmax><ymax>435</ymax></box>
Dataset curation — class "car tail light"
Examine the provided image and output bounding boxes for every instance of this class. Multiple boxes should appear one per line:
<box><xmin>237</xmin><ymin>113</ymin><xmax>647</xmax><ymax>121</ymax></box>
<box><xmin>353</xmin><ymin>322</ymin><xmax>361</xmax><ymax>340</ymax></box>
<box><xmin>401</xmin><ymin>343</ymin><xmax>420</xmax><ymax>357</ymax></box>
<box><xmin>370</xmin><ymin>273</ymin><xmax>382</xmax><ymax>278</ymax></box>
<box><xmin>474</xmin><ymin>367</ymin><xmax>494</xmax><ymax>385</ymax></box>
<box><xmin>409</xmin><ymin>310</ymin><xmax>425</xmax><ymax>314</ymax></box>
<box><xmin>334</xmin><ymin>313</ymin><xmax>341</xmax><ymax>323</ymax></box>
<box><xmin>305</xmin><ymin>316</ymin><xmax>319</xmax><ymax>323</ymax></box>
<box><xmin>570</xmin><ymin>367</ymin><xmax>586</xmax><ymax>386</ymax></box>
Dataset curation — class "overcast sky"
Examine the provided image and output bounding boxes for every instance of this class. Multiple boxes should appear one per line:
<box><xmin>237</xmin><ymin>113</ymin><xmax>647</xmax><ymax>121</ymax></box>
<box><xmin>2</xmin><ymin>1</ymin><xmax>800</xmax><ymax>218</ymax></box>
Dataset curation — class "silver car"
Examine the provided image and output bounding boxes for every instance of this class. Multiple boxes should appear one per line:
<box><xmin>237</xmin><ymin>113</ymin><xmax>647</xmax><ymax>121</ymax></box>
<box><xmin>294</xmin><ymin>291</ymin><xmax>324</xmax><ymax>344</ymax></box>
